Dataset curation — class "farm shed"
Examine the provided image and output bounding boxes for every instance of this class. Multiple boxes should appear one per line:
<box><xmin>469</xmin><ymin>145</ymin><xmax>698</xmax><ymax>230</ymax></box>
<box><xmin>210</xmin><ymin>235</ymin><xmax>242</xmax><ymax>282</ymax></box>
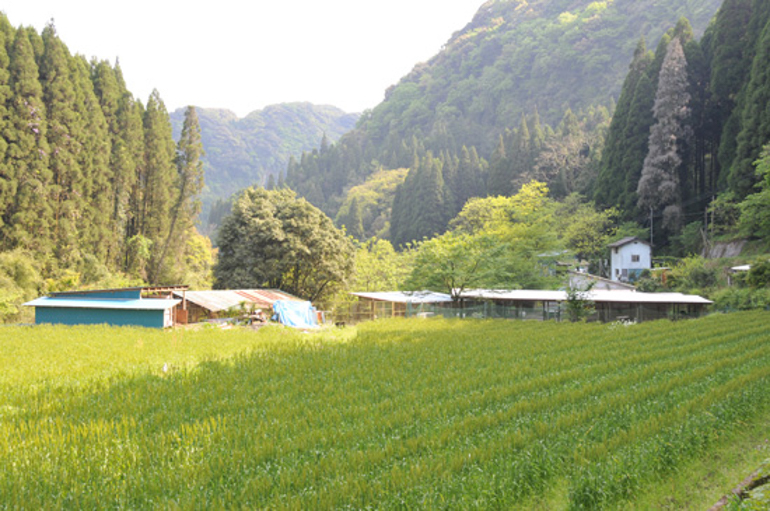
<box><xmin>24</xmin><ymin>286</ymin><xmax>185</xmax><ymax>328</ymax></box>
<box><xmin>170</xmin><ymin>289</ymin><xmax>302</xmax><ymax>323</ymax></box>
<box><xmin>459</xmin><ymin>289</ymin><xmax>712</xmax><ymax>322</ymax></box>
<box><xmin>347</xmin><ymin>291</ymin><xmax>453</xmax><ymax>322</ymax></box>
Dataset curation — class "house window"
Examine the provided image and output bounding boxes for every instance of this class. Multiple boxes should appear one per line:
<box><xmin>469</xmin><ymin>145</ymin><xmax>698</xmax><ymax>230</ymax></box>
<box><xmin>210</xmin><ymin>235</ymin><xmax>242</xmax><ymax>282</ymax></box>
<box><xmin>631</xmin><ymin>254</ymin><xmax>640</xmax><ymax>263</ymax></box>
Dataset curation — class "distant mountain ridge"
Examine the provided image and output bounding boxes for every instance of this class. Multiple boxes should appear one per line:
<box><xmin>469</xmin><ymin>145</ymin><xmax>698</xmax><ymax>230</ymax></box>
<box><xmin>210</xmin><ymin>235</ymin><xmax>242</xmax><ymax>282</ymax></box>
<box><xmin>169</xmin><ymin>102</ymin><xmax>359</xmax><ymax>221</ymax></box>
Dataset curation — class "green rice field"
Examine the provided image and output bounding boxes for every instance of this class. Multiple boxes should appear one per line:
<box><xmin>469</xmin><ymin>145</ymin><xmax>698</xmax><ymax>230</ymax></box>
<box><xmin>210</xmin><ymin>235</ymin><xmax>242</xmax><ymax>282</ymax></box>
<box><xmin>0</xmin><ymin>312</ymin><xmax>769</xmax><ymax>509</ymax></box>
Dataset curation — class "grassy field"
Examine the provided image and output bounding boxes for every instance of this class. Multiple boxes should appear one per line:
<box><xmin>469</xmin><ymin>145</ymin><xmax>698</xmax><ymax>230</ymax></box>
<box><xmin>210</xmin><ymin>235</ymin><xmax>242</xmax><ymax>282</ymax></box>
<box><xmin>0</xmin><ymin>312</ymin><xmax>768</xmax><ymax>509</ymax></box>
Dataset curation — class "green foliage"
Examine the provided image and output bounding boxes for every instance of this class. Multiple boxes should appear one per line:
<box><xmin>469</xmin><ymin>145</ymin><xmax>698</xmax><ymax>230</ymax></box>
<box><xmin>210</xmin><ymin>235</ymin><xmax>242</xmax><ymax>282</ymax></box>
<box><xmin>0</xmin><ymin>249</ymin><xmax>44</xmax><ymax>322</ymax></box>
<box><xmin>0</xmin><ymin>312</ymin><xmax>769</xmax><ymax>507</ymax></box>
<box><xmin>405</xmin><ymin>231</ymin><xmax>505</xmax><ymax>299</ymax></box>
<box><xmin>350</xmin><ymin>238</ymin><xmax>412</xmax><ymax>292</ymax></box>
<box><xmin>564</xmin><ymin>281</ymin><xmax>596</xmax><ymax>322</ymax></box>
<box><xmin>712</xmin><ymin>287</ymin><xmax>770</xmax><ymax>311</ymax></box>
<box><xmin>555</xmin><ymin>194</ymin><xmax>618</xmax><ymax>263</ymax></box>
<box><xmin>214</xmin><ymin>187</ymin><xmax>354</xmax><ymax>304</ymax></box>
<box><xmin>746</xmin><ymin>260</ymin><xmax>770</xmax><ymax>288</ymax></box>
<box><xmin>390</xmin><ymin>153</ymin><xmax>453</xmax><ymax>247</ymax></box>
<box><xmin>411</xmin><ymin>181</ymin><xmax>581</xmax><ymax>292</ymax></box>
<box><xmin>738</xmin><ymin>143</ymin><xmax>770</xmax><ymax>240</ymax></box>
<box><xmin>335</xmin><ymin>168</ymin><xmax>408</xmax><ymax>240</ymax></box>
<box><xmin>666</xmin><ymin>255</ymin><xmax>718</xmax><ymax>292</ymax></box>
<box><xmin>669</xmin><ymin>221</ymin><xmax>706</xmax><ymax>256</ymax></box>
<box><xmin>729</xmin><ymin>7</ymin><xmax>770</xmax><ymax>199</ymax></box>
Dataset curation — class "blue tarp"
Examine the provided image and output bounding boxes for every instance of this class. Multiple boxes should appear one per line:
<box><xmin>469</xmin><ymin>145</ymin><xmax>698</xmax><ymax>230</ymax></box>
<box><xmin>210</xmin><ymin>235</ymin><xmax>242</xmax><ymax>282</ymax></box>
<box><xmin>272</xmin><ymin>300</ymin><xmax>318</xmax><ymax>329</ymax></box>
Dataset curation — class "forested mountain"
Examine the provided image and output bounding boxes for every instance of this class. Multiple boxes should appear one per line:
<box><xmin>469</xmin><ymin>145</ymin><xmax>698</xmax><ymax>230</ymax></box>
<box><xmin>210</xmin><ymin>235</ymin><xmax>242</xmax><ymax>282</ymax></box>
<box><xmin>0</xmin><ymin>15</ymin><xmax>209</xmax><ymax>317</ymax></box>
<box><xmin>169</xmin><ymin>103</ymin><xmax>358</xmax><ymax>227</ymax></box>
<box><xmin>596</xmin><ymin>0</ymin><xmax>770</xmax><ymax>246</ymax></box>
<box><xmin>285</xmin><ymin>0</ymin><xmax>722</xmax><ymax>245</ymax></box>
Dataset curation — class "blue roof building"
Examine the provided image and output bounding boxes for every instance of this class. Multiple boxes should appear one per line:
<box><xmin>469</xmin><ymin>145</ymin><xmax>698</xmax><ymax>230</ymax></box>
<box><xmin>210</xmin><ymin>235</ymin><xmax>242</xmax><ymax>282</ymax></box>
<box><xmin>24</xmin><ymin>287</ymin><xmax>184</xmax><ymax>328</ymax></box>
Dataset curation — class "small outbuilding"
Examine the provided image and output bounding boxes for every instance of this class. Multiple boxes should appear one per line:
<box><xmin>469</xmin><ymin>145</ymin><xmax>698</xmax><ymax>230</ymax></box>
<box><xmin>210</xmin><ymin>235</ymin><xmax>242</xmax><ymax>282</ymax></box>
<box><xmin>170</xmin><ymin>289</ymin><xmax>303</xmax><ymax>323</ymax></box>
<box><xmin>461</xmin><ymin>289</ymin><xmax>712</xmax><ymax>323</ymax></box>
<box><xmin>24</xmin><ymin>287</ymin><xmax>185</xmax><ymax>328</ymax></box>
<box><xmin>348</xmin><ymin>291</ymin><xmax>454</xmax><ymax>322</ymax></box>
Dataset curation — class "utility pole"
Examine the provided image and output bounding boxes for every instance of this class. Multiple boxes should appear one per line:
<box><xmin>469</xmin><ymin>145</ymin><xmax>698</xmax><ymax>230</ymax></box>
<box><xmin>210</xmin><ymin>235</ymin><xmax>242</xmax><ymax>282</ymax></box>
<box><xmin>650</xmin><ymin>206</ymin><xmax>654</xmax><ymax>246</ymax></box>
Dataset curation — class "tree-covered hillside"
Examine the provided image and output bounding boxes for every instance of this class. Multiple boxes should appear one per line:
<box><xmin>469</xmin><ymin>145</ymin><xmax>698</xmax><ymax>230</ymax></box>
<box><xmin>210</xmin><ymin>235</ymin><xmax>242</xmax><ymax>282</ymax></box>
<box><xmin>169</xmin><ymin>103</ymin><xmax>358</xmax><ymax>225</ymax></box>
<box><xmin>285</xmin><ymin>0</ymin><xmax>722</xmax><ymax>243</ymax></box>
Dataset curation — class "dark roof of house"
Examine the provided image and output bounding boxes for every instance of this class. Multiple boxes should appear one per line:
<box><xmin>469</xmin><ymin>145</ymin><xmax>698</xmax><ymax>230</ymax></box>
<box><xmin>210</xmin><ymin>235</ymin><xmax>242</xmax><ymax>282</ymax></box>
<box><xmin>608</xmin><ymin>236</ymin><xmax>651</xmax><ymax>249</ymax></box>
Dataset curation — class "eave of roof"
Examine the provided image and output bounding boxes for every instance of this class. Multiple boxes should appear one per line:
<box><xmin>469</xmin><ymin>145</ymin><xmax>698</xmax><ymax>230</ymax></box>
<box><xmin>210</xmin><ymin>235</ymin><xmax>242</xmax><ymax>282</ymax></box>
<box><xmin>608</xmin><ymin>236</ymin><xmax>651</xmax><ymax>248</ymax></box>
<box><xmin>23</xmin><ymin>297</ymin><xmax>181</xmax><ymax>310</ymax></box>
<box><xmin>461</xmin><ymin>289</ymin><xmax>712</xmax><ymax>305</ymax></box>
<box><xmin>350</xmin><ymin>291</ymin><xmax>453</xmax><ymax>304</ymax></box>
<box><xmin>173</xmin><ymin>289</ymin><xmax>302</xmax><ymax>312</ymax></box>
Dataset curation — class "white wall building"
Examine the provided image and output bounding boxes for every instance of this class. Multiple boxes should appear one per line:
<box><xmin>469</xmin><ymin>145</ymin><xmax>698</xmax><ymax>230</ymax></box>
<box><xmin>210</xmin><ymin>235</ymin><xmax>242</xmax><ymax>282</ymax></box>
<box><xmin>609</xmin><ymin>237</ymin><xmax>652</xmax><ymax>282</ymax></box>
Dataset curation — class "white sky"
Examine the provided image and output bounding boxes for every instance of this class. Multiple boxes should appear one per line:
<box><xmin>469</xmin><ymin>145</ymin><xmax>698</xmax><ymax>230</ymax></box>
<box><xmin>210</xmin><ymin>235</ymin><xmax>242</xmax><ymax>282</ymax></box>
<box><xmin>2</xmin><ymin>0</ymin><xmax>483</xmax><ymax>117</ymax></box>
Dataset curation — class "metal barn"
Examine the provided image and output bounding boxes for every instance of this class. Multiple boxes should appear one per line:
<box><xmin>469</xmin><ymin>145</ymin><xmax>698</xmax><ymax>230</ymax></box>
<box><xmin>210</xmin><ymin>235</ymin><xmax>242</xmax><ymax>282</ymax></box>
<box><xmin>24</xmin><ymin>287</ymin><xmax>183</xmax><ymax>328</ymax></box>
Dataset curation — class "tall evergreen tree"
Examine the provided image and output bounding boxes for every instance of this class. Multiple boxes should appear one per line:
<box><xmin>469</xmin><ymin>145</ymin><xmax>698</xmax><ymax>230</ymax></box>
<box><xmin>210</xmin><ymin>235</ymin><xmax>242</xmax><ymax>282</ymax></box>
<box><xmin>390</xmin><ymin>153</ymin><xmax>451</xmax><ymax>247</ymax></box>
<box><xmin>638</xmin><ymin>37</ymin><xmax>691</xmax><ymax>233</ymax></box>
<box><xmin>71</xmin><ymin>55</ymin><xmax>110</xmax><ymax>263</ymax></box>
<box><xmin>730</xmin><ymin>19</ymin><xmax>770</xmax><ymax>199</ymax></box>
<box><xmin>4</xmin><ymin>27</ymin><xmax>52</xmax><ymax>253</ymax></box>
<box><xmin>0</xmin><ymin>18</ymin><xmax>13</xmax><ymax>230</ymax></box>
<box><xmin>115</xmin><ymin>62</ymin><xmax>146</xmax><ymax>271</ymax></box>
<box><xmin>151</xmin><ymin>105</ymin><xmax>204</xmax><ymax>283</ymax></box>
<box><xmin>595</xmin><ymin>38</ymin><xmax>654</xmax><ymax>210</ymax></box>
<box><xmin>141</xmin><ymin>90</ymin><xmax>176</xmax><ymax>281</ymax></box>
<box><xmin>487</xmin><ymin>134</ymin><xmax>511</xmax><ymax>196</ymax></box>
<box><xmin>618</xmin><ymin>71</ymin><xmax>656</xmax><ymax>217</ymax></box>
<box><xmin>40</xmin><ymin>23</ymin><xmax>82</xmax><ymax>266</ymax></box>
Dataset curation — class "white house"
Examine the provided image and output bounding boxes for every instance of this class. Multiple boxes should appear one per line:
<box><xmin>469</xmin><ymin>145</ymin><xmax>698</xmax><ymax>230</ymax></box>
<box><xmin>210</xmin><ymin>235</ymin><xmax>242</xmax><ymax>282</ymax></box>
<box><xmin>608</xmin><ymin>237</ymin><xmax>652</xmax><ymax>282</ymax></box>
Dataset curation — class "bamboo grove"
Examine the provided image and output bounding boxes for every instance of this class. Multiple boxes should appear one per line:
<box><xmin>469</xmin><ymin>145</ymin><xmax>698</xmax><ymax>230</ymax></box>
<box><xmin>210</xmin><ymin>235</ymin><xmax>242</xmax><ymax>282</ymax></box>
<box><xmin>0</xmin><ymin>16</ymin><xmax>206</xmax><ymax>291</ymax></box>
<box><xmin>0</xmin><ymin>311</ymin><xmax>768</xmax><ymax>508</ymax></box>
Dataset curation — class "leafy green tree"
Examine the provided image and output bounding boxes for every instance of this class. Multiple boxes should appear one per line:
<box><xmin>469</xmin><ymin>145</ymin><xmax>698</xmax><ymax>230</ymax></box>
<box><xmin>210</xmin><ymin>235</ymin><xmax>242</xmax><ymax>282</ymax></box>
<box><xmin>746</xmin><ymin>259</ymin><xmax>770</xmax><ymax>288</ymax></box>
<box><xmin>214</xmin><ymin>187</ymin><xmax>354</xmax><ymax>303</ymax></box>
<box><xmin>565</xmin><ymin>281</ymin><xmax>596</xmax><ymax>322</ymax></box>
<box><xmin>405</xmin><ymin>231</ymin><xmax>504</xmax><ymax>301</ymax></box>
<box><xmin>555</xmin><ymin>194</ymin><xmax>618</xmax><ymax>266</ymax></box>
<box><xmin>738</xmin><ymin>142</ymin><xmax>770</xmax><ymax>240</ymax></box>
<box><xmin>351</xmin><ymin>238</ymin><xmax>412</xmax><ymax>292</ymax></box>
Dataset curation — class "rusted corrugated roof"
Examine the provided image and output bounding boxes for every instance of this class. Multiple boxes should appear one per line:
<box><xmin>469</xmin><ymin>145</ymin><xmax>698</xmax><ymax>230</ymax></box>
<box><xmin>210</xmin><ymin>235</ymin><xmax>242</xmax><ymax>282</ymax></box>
<box><xmin>172</xmin><ymin>289</ymin><xmax>302</xmax><ymax>312</ymax></box>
